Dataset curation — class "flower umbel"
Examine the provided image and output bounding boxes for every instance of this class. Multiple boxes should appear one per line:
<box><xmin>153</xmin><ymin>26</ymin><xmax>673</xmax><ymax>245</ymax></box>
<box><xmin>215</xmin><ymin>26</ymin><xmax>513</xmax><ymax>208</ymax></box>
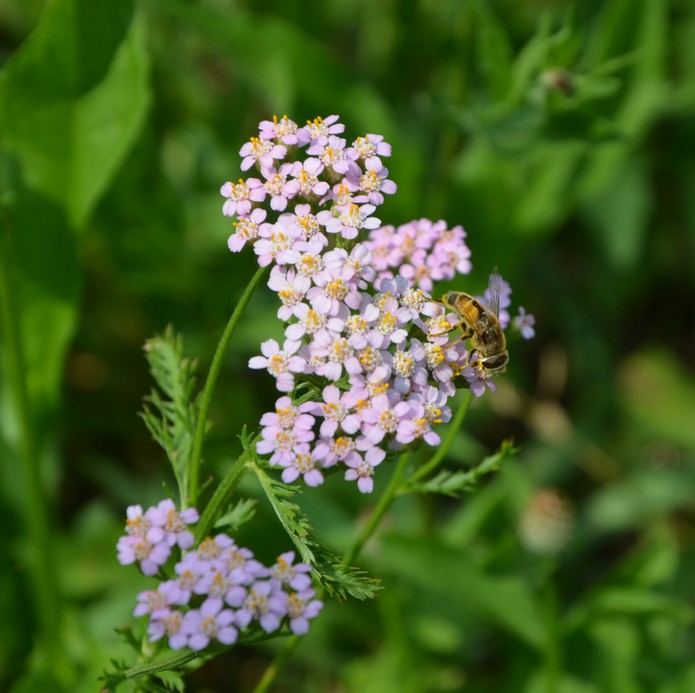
<box><xmin>118</xmin><ymin>501</ymin><xmax>323</xmax><ymax>650</ymax></box>
<box><xmin>219</xmin><ymin>115</ymin><xmax>534</xmax><ymax>493</ymax></box>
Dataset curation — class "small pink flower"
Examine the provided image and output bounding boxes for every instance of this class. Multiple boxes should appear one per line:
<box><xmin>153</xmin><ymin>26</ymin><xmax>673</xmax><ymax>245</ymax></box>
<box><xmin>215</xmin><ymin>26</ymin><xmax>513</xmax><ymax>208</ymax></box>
<box><xmin>267</xmin><ymin>267</ymin><xmax>311</xmax><ymax>320</ymax></box>
<box><xmin>261</xmin><ymin>162</ymin><xmax>300</xmax><ymax>211</ymax></box>
<box><xmin>307</xmin><ymin>135</ymin><xmax>359</xmax><ymax>177</ymax></box>
<box><xmin>258</xmin><ymin>114</ymin><xmax>299</xmax><ymax>145</ymax></box>
<box><xmin>182</xmin><ymin>598</ymin><xmax>238</xmax><ymax>650</ymax></box>
<box><xmin>220</xmin><ymin>178</ymin><xmax>266</xmax><ymax>217</ymax></box>
<box><xmin>253</xmin><ymin>221</ymin><xmax>301</xmax><ymax>267</ymax></box>
<box><xmin>318</xmin><ymin>204</ymin><xmax>380</xmax><ymax>240</ymax></box>
<box><xmin>284</xmin><ymin>158</ymin><xmax>330</xmax><ymax>198</ymax></box>
<box><xmin>228</xmin><ymin>208</ymin><xmax>269</xmax><ymax>252</ymax></box>
<box><xmin>344</xmin><ymin>447</ymin><xmax>386</xmax><ymax>493</ymax></box>
<box><xmin>353</xmin><ymin>156</ymin><xmax>397</xmax><ymax>206</ymax></box>
<box><xmin>280</xmin><ymin>443</ymin><xmax>325</xmax><ymax>487</ymax></box>
<box><xmin>297</xmin><ymin>114</ymin><xmax>345</xmax><ymax>145</ymax></box>
<box><xmin>239</xmin><ymin>137</ymin><xmax>287</xmax><ymax>171</ymax></box>
<box><xmin>309</xmin><ymin>384</ymin><xmax>361</xmax><ymax>437</ymax></box>
<box><xmin>348</xmin><ymin>133</ymin><xmax>392</xmax><ymax>159</ymax></box>
<box><xmin>286</xmin><ymin>588</ymin><xmax>323</xmax><ymax>634</ymax></box>
<box><xmin>248</xmin><ymin>339</ymin><xmax>306</xmax><ymax>392</ymax></box>
<box><xmin>270</xmin><ymin>552</ymin><xmax>313</xmax><ymax>591</ymax></box>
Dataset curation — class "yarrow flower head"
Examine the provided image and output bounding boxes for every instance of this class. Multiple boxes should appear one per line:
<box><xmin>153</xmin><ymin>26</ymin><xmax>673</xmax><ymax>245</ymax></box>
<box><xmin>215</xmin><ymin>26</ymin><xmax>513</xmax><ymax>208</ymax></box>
<box><xmin>220</xmin><ymin>115</ymin><xmax>535</xmax><ymax>494</ymax></box>
<box><xmin>117</xmin><ymin>501</ymin><xmax>323</xmax><ymax>650</ymax></box>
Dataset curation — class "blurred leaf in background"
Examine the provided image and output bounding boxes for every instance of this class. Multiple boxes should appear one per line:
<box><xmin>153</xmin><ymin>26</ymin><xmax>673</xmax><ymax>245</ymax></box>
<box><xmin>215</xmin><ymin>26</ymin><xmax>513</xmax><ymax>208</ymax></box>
<box><xmin>1</xmin><ymin>0</ymin><xmax>694</xmax><ymax>690</ymax></box>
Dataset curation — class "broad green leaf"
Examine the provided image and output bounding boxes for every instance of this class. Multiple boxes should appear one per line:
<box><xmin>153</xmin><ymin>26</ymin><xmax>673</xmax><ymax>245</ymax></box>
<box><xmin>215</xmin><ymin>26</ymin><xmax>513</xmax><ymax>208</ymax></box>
<box><xmin>471</xmin><ymin>0</ymin><xmax>513</xmax><ymax>101</ymax></box>
<box><xmin>513</xmin><ymin>146</ymin><xmax>582</xmax><ymax>235</ymax></box>
<box><xmin>588</xmin><ymin>618</ymin><xmax>641</xmax><ymax>693</ymax></box>
<box><xmin>4</xmin><ymin>192</ymin><xmax>81</xmax><ymax>418</ymax></box>
<box><xmin>0</xmin><ymin>0</ymin><xmax>150</xmax><ymax>228</ymax></box>
<box><xmin>585</xmin><ymin>470</ymin><xmax>695</xmax><ymax>533</ymax></box>
<box><xmin>524</xmin><ymin>670</ymin><xmax>600</xmax><ymax>693</ymax></box>
<box><xmin>579</xmin><ymin>0</ymin><xmax>666</xmax><ymax>198</ymax></box>
<box><xmin>568</xmin><ymin>586</ymin><xmax>693</xmax><ymax>633</ymax></box>
<box><xmin>0</xmin><ymin>0</ymin><xmax>150</xmax><ymax>428</ymax></box>
<box><xmin>618</xmin><ymin>349</ymin><xmax>695</xmax><ymax>451</ymax></box>
<box><xmin>581</xmin><ymin>153</ymin><xmax>651</xmax><ymax>269</ymax></box>
<box><xmin>508</xmin><ymin>14</ymin><xmax>553</xmax><ymax>105</ymax></box>
<box><xmin>380</xmin><ymin>534</ymin><xmax>545</xmax><ymax>649</ymax></box>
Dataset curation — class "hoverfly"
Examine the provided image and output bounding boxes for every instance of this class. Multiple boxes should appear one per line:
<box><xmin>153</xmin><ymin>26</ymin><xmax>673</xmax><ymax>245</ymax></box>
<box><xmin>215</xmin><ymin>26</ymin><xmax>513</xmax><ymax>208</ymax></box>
<box><xmin>439</xmin><ymin>270</ymin><xmax>509</xmax><ymax>374</ymax></box>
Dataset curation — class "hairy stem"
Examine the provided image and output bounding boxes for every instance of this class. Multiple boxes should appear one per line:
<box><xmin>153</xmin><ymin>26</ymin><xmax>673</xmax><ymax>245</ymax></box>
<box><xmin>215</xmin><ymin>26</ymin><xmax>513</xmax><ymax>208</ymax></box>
<box><xmin>188</xmin><ymin>265</ymin><xmax>268</xmax><ymax>506</ymax></box>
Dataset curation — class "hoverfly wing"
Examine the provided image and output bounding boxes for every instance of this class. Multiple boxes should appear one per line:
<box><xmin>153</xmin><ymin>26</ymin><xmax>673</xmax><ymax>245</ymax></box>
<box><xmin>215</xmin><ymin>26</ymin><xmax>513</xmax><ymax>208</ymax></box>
<box><xmin>486</xmin><ymin>268</ymin><xmax>502</xmax><ymax>318</ymax></box>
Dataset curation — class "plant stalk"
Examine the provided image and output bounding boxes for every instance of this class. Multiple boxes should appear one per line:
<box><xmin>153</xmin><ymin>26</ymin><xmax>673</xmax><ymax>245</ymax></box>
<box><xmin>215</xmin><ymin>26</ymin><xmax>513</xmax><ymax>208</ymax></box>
<box><xmin>0</xmin><ymin>226</ymin><xmax>60</xmax><ymax>664</ymax></box>
<box><xmin>342</xmin><ymin>453</ymin><xmax>411</xmax><ymax>568</ymax></box>
<box><xmin>188</xmin><ymin>265</ymin><xmax>268</xmax><ymax>505</ymax></box>
<box><xmin>405</xmin><ymin>389</ymin><xmax>473</xmax><ymax>486</ymax></box>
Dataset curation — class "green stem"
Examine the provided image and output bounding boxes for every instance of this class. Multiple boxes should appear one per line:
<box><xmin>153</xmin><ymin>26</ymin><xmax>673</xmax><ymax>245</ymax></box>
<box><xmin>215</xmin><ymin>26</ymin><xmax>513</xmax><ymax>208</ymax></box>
<box><xmin>195</xmin><ymin>450</ymin><xmax>250</xmax><ymax>543</ymax></box>
<box><xmin>188</xmin><ymin>265</ymin><xmax>268</xmax><ymax>506</ymax></box>
<box><xmin>342</xmin><ymin>453</ymin><xmax>411</xmax><ymax>568</ymax></box>
<box><xmin>252</xmin><ymin>636</ymin><xmax>301</xmax><ymax>693</ymax></box>
<box><xmin>404</xmin><ymin>389</ymin><xmax>473</xmax><ymax>487</ymax></box>
<box><xmin>0</xmin><ymin>227</ymin><xmax>59</xmax><ymax>663</ymax></box>
<box><xmin>248</xmin><ymin>378</ymin><xmax>475</xmax><ymax>693</ymax></box>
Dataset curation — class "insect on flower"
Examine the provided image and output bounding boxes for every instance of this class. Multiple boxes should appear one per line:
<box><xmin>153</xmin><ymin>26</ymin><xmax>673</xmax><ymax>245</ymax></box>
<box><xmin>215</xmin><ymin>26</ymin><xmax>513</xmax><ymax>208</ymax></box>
<box><xmin>439</xmin><ymin>269</ymin><xmax>509</xmax><ymax>374</ymax></box>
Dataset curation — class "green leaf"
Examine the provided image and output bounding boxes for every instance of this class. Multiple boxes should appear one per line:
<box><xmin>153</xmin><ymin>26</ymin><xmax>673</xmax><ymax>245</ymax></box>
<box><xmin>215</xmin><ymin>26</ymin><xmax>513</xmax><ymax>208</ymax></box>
<box><xmin>213</xmin><ymin>497</ymin><xmax>257</xmax><ymax>531</ymax></box>
<box><xmin>588</xmin><ymin>619</ymin><xmax>641</xmax><ymax>693</ymax></box>
<box><xmin>581</xmin><ymin>153</ymin><xmax>651</xmax><ymax>269</ymax></box>
<box><xmin>523</xmin><ymin>670</ymin><xmax>600</xmax><ymax>693</ymax></box>
<box><xmin>317</xmin><ymin>557</ymin><xmax>381</xmax><ymax>602</ymax></box>
<box><xmin>578</xmin><ymin>0</ymin><xmax>667</xmax><ymax>198</ymax></box>
<box><xmin>252</xmin><ymin>461</ymin><xmax>316</xmax><ymax>565</ymax></box>
<box><xmin>251</xmin><ymin>460</ymin><xmax>379</xmax><ymax>600</ymax></box>
<box><xmin>471</xmin><ymin>0</ymin><xmax>513</xmax><ymax>101</ymax></box>
<box><xmin>402</xmin><ymin>439</ymin><xmax>515</xmax><ymax>496</ymax></box>
<box><xmin>141</xmin><ymin>328</ymin><xmax>200</xmax><ymax>508</ymax></box>
<box><xmin>0</xmin><ymin>0</ymin><xmax>150</xmax><ymax>465</ymax></box>
<box><xmin>380</xmin><ymin>534</ymin><xmax>545</xmax><ymax>650</ymax></box>
<box><xmin>618</xmin><ymin>348</ymin><xmax>695</xmax><ymax>451</ymax></box>
<box><xmin>0</xmin><ymin>0</ymin><xmax>150</xmax><ymax>228</ymax></box>
<box><xmin>586</xmin><ymin>470</ymin><xmax>695</xmax><ymax>532</ymax></box>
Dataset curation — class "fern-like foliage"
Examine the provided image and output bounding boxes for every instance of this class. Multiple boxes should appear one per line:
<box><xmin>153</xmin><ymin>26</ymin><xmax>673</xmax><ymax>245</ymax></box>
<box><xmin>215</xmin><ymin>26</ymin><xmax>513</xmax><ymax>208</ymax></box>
<box><xmin>213</xmin><ymin>497</ymin><xmax>257</xmax><ymax>532</ymax></box>
<box><xmin>140</xmin><ymin>327</ymin><xmax>200</xmax><ymax>508</ymax></box>
<box><xmin>250</xmin><ymin>457</ymin><xmax>380</xmax><ymax>601</ymax></box>
<box><xmin>402</xmin><ymin>439</ymin><xmax>518</xmax><ymax>497</ymax></box>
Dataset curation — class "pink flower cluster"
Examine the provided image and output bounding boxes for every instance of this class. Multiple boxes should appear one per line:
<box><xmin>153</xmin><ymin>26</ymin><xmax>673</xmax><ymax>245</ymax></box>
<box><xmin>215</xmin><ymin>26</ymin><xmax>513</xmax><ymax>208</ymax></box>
<box><xmin>119</xmin><ymin>502</ymin><xmax>323</xmax><ymax>650</ymax></box>
<box><xmin>366</xmin><ymin>218</ymin><xmax>472</xmax><ymax>292</ymax></box>
<box><xmin>221</xmin><ymin>115</ymin><xmax>534</xmax><ymax>492</ymax></box>
<box><xmin>222</xmin><ymin>114</ymin><xmax>395</xmax><ymax>256</ymax></box>
<box><xmin>250</xmin><ymin>272</ymin><xmax>469</xmax><ymax>493</ymax></box>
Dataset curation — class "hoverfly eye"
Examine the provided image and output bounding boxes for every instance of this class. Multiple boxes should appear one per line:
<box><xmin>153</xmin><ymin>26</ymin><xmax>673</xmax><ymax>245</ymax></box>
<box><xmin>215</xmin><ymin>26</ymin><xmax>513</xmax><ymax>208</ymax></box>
<box><xmin>481</xmin><ymin>353</ymin><xmax>509</xmax><ymax>373</ymax></box>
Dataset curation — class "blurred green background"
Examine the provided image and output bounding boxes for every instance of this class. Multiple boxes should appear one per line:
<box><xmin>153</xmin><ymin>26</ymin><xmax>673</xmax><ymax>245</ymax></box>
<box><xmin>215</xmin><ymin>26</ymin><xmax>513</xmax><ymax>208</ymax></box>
<box><xmin>1</xmin><ymin>0</ymin><xmax>695</xmax><ymax>690</ymax></box>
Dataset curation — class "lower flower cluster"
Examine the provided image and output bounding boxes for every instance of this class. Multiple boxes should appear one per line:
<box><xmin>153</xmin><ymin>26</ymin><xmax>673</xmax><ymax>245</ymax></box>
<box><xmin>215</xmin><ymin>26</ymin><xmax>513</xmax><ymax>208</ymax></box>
<box><xmin>117</xmin><ymin>502</ymin><xmax>323</xmax><ymax>651</ymax></box>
